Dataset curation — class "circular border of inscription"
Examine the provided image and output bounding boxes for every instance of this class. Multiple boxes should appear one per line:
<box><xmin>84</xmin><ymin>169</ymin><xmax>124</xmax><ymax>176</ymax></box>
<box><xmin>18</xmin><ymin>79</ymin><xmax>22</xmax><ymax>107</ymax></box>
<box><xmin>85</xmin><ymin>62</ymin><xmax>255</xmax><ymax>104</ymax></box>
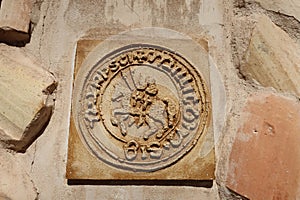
<box><xmin>73</xmin><ymin>42</ymin><xmax>211</xmax><ymax>172</ymax></box>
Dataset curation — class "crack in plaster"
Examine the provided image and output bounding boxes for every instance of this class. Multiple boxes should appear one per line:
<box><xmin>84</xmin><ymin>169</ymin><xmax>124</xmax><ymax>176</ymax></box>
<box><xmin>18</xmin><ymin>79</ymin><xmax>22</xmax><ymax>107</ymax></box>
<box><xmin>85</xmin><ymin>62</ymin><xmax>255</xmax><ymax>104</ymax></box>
<box><xmin>28</xmin><ymin>173</ymin><xmax>40</xmax><ymax>200</ymax></box>
<box><xmin>38</xmin><ymin>1</ymin><xmax>50</xmax><ymax>59</ymax></box>
<box><xmin>30</xmin><ymin>142</ymin><xmax>37</xmax><ymax>173</ymax></box>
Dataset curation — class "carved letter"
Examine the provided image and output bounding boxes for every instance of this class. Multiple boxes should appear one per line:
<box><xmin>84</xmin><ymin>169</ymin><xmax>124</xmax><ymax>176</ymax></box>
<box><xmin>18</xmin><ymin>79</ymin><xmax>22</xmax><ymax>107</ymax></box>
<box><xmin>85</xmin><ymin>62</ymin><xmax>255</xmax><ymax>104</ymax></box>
<box><xmin>84</xmin><ymin>108</ymin><xmax>100</xmax><ymax>129</ymax></box>
<box><xmin>147</xmin><ymin>142</ymin><xmax>163</xmax><ymax>159</ymax></box>
<box><xmin>109</xmin><ymin>60</ymin><xmax>120</xmax><ymax>72</ymax></box>
<box><xmin>169</xmin><ymin>131</ymin><xmax>183</xmax><ymax>148</ymax></box>
<box><xmin>146</xmin><ymin>49</ymin><xmax>162</xmax><ymax>63</ymax></box>
<box><xmin>124</xmin><ymin>140</ymin><xmax>139</xmax><ymax>160</ymax></box>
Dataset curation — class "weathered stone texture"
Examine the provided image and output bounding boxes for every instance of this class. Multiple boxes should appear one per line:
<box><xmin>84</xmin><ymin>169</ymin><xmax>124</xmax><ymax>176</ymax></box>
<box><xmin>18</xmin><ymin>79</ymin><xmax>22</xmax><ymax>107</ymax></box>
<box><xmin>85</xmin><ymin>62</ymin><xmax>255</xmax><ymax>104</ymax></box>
<box><xmin>226</xmin><ymin>92</ymin><xmax>300</xmax><ymax>199</ymax></box>
<box><xmin>0</xmin><ymin>0</ymin><xmax>32</xmax><ymax>46</ymax></box>
<box><xmin>0</xmin><ymin>149</ymin><xmax>38</xmax><ymax>199</ymax></box>
<box><xmin>241</xmin><ymin>15</ymin><xmax>300</xmax><ymax>96</ymax></box>
<box><xmin>0</xmin><ymin>0</ymin><xmax>32</xmax><ymax>32</ymax></box>
<box><xmin>247</xmin><ymin>0</ymin><xmax>300</xmax><ymax>22</ymax></box>
<box><xmin>0</xmin><ymin>44</ymin><xmax>56</xmax><ymax>152</ymax></box>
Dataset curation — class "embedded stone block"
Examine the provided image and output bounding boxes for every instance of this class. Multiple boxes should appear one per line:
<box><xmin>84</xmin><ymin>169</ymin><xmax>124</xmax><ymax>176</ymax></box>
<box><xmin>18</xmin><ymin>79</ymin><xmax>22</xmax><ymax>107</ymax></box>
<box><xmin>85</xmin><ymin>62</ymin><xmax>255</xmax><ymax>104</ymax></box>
<box><xmin>246</xmin><ymin>0</ymin><xmax>300</xmax><ymax>21</ymax></box>
<box><xmin>226</xmin><ymin>92</ymin><xmax>300</xmax><ymax>199</ymax></box>
<box><xmin>241</xmin><ymin>15</ymin><xmax>300</xmax><ymax>96</ymax></box>
<box><xmin>67</xmin><ymin>28</ymin><xmax>215</xmax><ymax>183</ymax></box>
<box><xmin>0</xmin><ymin>44</ymin><xmax>56</xmax><ymax>152</ymax></box>
<box><xmin>0</xmin><ymin>0</ymin><xmax>32</xmax><ymax>46</ymax></box>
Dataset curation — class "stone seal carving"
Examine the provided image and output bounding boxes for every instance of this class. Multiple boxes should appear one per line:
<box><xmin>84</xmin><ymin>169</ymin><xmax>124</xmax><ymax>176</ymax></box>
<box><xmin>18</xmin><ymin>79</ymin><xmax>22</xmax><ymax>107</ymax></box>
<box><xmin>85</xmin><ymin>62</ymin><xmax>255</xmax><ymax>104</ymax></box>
<box><xmin>74</xmin><ymin>44</ymin><xmax>210</xmax><ymax>172</ymax></box>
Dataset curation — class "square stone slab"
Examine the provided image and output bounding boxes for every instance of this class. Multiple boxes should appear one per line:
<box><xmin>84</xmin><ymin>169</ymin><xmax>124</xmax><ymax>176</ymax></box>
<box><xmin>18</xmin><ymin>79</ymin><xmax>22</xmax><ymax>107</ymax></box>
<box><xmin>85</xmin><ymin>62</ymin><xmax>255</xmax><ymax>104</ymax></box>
<box><xmin>66</xmin><ymin>28</ymin><xmax>215</xmax><ymax>184</ymax></box>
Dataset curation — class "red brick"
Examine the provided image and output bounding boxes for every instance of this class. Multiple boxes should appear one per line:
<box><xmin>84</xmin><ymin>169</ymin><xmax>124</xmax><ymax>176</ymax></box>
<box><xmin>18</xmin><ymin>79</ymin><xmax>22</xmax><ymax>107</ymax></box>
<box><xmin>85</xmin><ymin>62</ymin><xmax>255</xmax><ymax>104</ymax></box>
<box><xmin>226</xmin><ymin>92</ymin><xmax>300</xmax><ymax>200</ymax></box>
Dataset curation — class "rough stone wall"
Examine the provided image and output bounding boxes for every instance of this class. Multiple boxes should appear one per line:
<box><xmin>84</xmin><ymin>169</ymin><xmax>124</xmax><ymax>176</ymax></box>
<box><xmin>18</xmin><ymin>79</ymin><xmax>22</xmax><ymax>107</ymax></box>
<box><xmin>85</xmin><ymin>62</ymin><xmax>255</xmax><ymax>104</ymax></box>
<box><xmin>0</xmin><ymin>0</ymin><xmax>299</xmax><ymax>199</ymax></box>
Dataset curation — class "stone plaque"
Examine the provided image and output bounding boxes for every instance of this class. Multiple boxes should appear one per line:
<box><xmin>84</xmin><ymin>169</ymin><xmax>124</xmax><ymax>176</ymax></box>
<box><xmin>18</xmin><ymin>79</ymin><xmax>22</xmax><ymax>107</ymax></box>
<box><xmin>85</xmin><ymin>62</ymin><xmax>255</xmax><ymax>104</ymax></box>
<box><xmin>67</xmin><ymin>28</ymin><xmax>215</xmax><ymax>182</ymax></box>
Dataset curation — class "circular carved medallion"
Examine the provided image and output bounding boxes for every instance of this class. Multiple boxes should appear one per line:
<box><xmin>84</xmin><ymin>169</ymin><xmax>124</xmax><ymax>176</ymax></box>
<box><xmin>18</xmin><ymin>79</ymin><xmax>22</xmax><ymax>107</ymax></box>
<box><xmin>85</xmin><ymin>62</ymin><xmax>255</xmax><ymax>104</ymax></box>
<box><xmin>73</xmin><ymin>44</ymin><xmax>210</xmax><ymax>172</ymax></box>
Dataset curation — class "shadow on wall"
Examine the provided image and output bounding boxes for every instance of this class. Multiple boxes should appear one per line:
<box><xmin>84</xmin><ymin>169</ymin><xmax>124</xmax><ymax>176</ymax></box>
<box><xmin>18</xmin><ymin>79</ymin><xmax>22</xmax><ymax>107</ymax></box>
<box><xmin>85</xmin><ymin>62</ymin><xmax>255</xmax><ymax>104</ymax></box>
<box><xmin>68</xmin><ymin>179</ymin><xmax>213</xmax><ymax>188</ymax></box>
<box><xmin>0</xmin><ymin>28</ymin><xmax>31</xmax><ymax>47</ymax></box>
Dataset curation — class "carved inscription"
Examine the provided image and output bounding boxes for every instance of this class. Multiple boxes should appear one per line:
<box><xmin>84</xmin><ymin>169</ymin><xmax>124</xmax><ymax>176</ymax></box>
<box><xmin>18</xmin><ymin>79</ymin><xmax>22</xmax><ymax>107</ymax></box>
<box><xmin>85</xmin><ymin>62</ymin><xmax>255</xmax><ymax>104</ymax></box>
<box><xmin>75</xmin><ymin>44</ymin><xmax>210</xmax><ymax>172</ymax></box>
